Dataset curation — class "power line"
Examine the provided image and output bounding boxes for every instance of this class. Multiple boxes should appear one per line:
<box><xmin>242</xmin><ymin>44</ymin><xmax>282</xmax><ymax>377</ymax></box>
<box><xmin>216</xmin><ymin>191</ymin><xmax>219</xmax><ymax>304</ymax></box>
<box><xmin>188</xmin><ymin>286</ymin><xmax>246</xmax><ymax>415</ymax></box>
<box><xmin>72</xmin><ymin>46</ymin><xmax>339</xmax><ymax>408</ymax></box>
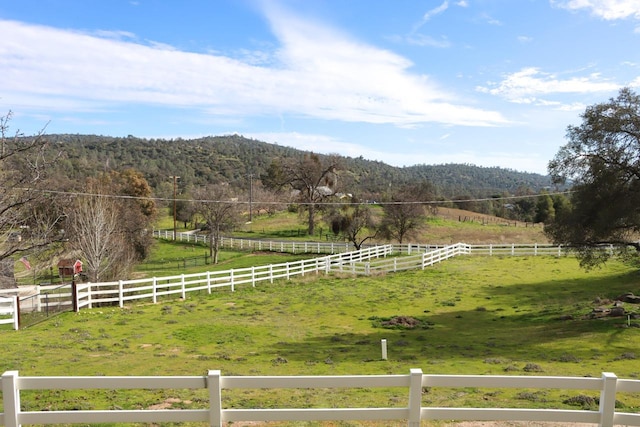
<box><xmin>4</xmin><ymin>186</ymin><xmax>573</xmax><ymax>206</ymax></box>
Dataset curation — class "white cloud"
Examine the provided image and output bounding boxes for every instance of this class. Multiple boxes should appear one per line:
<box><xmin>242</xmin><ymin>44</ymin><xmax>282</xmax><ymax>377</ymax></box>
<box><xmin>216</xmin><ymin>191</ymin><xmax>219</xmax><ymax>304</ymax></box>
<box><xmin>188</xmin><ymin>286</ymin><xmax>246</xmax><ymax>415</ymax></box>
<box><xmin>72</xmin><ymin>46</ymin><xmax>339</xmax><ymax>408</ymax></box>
<box><xmin>404</xmin><ymin>34</ymin><xmax>451</xmax><ymax>48</ymax></box>
<box><xmin>0</xmin><ymin>14</ymin><xmax>506</xmax><ymax>129</ymax></box>
<box><xmin>630</xmin><ymin>76</ymin><xmax>640</xmax><ymax>88</ymax></box>
<box><xmin>476</xmin><ymin>67</ymin><xmax>619</xmax><ymax>106</ymax></box>
<box><xmin>480</xmin><ymin>13</ymin><xmax>503</xmax><ymax>26</ymax></box>
<box><xmin>551</xmin><ymin>0</ymin><xmax>640</xmax><ymax>20</ymax></box>
<box><xmin>422</xmin><ymin>1</ymin><xmax>450</xmax><ymax>22</ymax></box>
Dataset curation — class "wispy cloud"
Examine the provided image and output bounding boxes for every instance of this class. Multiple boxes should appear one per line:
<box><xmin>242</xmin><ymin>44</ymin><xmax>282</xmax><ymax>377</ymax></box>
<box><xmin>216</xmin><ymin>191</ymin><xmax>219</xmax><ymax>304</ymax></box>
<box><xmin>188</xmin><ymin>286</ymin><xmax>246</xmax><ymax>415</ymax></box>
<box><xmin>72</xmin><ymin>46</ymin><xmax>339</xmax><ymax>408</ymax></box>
<box><xmin>422</xmin><ymin>1</ymin><xmax>450</xmax><ymax>23</ymax></box>
<box><xmin>551</xmin><ymin>0</ymin><xmax>640</xmax><ymax>20</ymax></box>
<box><xmin>476</xmin><ymin>67</ymin><xmax>619</xmax><ymax>108</ymax></box>
<box><xmin>404</xmin><ymin>34</ymin><xmax>451</xmax><ymax>48</ymax></box>
<box><xmin>0</xmin><ymin>9</ymin><xmax>507</xmax><ymax>128</ymax></box>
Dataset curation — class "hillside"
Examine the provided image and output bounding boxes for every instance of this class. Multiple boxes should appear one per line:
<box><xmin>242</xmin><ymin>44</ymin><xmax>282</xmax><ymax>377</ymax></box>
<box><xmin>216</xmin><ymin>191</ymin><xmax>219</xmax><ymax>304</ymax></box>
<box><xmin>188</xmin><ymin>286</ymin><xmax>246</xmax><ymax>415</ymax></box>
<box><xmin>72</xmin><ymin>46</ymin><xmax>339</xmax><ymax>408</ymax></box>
<box><xmin>44</xmin><ymin>133</ymin><xmax>554</xmax><ymax>198</ymax></box>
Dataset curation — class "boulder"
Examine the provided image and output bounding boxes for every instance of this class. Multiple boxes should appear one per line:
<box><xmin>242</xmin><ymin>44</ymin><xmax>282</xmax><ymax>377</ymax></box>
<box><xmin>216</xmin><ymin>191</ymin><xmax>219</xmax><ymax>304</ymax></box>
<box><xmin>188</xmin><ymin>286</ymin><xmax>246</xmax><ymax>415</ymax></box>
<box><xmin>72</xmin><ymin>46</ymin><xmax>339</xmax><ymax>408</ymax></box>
<box><xmin>616</xmin><ymin>293</ymin><xmax>640</xmax><ymax>304</ymax></box>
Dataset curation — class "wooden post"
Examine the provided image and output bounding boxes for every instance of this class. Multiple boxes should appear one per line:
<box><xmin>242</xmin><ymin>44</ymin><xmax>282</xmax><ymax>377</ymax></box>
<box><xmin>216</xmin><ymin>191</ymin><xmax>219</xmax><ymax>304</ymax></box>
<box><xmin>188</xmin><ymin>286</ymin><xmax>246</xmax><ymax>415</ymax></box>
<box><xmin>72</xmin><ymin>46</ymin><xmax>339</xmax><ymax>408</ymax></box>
<box><xmin>408</xmin><ymin>368</ymin><xmax>423</xmax><ymax>426</ymax></box>
<box><xmin>598</xmin><ymin>372</ymin><xmax>617</xmax><ymax>427</ymax></box>
<box><xmin>71</xmin><ymin>277</ymin><xmax>78</xmax><ymax>312</ymax></box>
<box><xmin>14</xmin><ymin>295</ymin><xmax>20</xmax><ymax>330</ymax></box>
<box><xmin>2</xmin><ymin>370</ymin><xmax>20</xmax><ymax>427</ymax></box>
<box><xmin>208</xmin><ymin>370</ymin><xmax>222</xmax><ymax>427</ymax></box>
<box><xmin>152</xmin><ymin>277</ymin><xmax>158</xmax><ymax>304</ymax></box>
<box><xmin>118</xmin><ymin>280</ymin><xmax>124</xmax><ymax>308</ymax></box>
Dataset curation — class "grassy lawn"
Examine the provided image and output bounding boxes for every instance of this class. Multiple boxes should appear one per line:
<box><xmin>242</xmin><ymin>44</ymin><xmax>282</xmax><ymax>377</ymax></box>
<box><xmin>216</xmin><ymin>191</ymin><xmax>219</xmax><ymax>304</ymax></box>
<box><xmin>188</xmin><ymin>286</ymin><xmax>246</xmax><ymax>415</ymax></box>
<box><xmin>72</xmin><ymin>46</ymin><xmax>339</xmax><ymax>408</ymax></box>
<box><xmin>2</xmin><ymin>254</ymin><xmax>640</xmax><ymax>424</ymax></box>
<box><xmin>157</xmin><ymin>206</ymin><xmax>549</xmax><ymax>245</ymax></box>
<box><xmin>135</xmin><ymin>239</ymin><xmax>316</xmax><ymax>278</ymax></box>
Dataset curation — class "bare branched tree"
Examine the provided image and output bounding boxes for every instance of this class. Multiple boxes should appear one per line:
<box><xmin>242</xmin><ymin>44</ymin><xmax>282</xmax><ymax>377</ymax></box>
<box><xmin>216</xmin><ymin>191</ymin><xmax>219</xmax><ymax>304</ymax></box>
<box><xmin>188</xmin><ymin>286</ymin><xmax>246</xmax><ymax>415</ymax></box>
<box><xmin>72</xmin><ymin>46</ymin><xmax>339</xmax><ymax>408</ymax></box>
<box><xmin>380</xmin><ymin>182</ymin><xmax>435</xmax><ymax>243</ymax></box>
<box><xmin>67</xmin><ymin>182</ymin><xmax>131</xmax><ymax>282</ymax></box>
<box><xmin>327</xmin><ymin>198</ymin><xmax>378</xmax><ymax>250</ymax></box>
<box><xmin>0</xmin><ymin>111</ymin><xmax>65</xmax><ymax>268</ymax></box>
<box><xmin>193</xmin><ymin>184</ymin><xmax>242</xmax><ymax>264</ymax></box>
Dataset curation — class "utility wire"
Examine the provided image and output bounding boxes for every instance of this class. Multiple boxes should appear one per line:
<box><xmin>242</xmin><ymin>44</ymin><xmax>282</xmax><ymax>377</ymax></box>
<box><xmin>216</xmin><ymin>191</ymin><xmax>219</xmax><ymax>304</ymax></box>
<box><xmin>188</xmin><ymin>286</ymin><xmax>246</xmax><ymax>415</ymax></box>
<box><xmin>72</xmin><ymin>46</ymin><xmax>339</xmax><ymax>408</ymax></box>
<box><xmin>6</xmin><ymin>186</ymin><xmax>574</xmax><ymax>206</ymax></box>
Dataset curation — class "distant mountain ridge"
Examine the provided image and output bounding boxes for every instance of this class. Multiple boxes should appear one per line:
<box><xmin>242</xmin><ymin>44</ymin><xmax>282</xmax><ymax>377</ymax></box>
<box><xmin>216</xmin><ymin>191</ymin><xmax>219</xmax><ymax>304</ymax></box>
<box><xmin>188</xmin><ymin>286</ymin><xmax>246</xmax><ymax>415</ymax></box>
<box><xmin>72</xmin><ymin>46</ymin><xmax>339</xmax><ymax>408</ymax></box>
<box><xmin>45</xmin><ymin>133</ymin><xmax>553</xmax><ymax>198</ymax></box>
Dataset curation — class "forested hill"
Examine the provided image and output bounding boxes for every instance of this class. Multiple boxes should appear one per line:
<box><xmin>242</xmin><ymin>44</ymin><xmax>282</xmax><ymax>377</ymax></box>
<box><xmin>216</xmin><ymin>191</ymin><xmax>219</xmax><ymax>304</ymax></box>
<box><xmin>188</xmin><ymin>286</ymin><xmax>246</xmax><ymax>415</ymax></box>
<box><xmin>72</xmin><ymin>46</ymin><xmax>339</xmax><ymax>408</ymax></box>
<box><xmin>45</xmin><ymin>133</ymin><xmax>553</xmax><ymax>197</ymax></box>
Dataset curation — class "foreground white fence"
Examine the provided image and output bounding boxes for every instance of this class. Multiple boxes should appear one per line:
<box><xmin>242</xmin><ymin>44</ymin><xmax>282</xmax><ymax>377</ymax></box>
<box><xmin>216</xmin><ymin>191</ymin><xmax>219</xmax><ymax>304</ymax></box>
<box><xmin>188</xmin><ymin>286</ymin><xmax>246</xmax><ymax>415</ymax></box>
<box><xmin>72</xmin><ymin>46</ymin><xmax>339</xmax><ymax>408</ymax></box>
<box><xmin>1</xmin><ymin>369</ymin><xmax>637</xmax><ymax>426</ymax></box>
<box><xmin>0</xmin><ymin>296</ymin><xmax>18</xmax><ymax>330</ymax></box>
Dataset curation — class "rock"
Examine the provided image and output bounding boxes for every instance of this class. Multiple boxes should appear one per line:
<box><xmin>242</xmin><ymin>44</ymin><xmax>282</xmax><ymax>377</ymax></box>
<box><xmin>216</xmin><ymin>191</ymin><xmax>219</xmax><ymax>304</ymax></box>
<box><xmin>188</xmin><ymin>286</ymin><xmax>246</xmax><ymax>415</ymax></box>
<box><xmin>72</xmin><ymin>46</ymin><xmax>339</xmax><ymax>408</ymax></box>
<box><xmin>617</xmin><ymin>293</ymin><xmax>640</xmax><ymax>304</ymax></box>
<box><xmin>609</xmin><ymin>306</ymin><xmax>626</xmax><ymax>317</ymax></box>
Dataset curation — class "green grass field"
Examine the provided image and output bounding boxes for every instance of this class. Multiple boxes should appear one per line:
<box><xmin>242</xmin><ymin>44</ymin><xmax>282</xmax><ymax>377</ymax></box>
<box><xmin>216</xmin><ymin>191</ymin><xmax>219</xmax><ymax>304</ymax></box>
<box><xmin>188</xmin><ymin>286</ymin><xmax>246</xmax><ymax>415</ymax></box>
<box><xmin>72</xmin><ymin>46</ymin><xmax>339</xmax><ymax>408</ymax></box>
<box><xmin>2</xmin><ymin>252</ymin><xmax>640</xmax><ymax>425</ymax></box>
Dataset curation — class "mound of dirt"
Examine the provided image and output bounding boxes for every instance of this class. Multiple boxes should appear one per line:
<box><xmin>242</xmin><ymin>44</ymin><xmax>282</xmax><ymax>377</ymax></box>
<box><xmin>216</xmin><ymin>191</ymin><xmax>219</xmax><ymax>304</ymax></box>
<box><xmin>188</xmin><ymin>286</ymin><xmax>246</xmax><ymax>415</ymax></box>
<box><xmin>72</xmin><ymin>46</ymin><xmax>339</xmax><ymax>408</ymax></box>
<box><xmin>381</xmin><ymin>316</ymin><xmax>421</xmax><ymax>329</ymax></box>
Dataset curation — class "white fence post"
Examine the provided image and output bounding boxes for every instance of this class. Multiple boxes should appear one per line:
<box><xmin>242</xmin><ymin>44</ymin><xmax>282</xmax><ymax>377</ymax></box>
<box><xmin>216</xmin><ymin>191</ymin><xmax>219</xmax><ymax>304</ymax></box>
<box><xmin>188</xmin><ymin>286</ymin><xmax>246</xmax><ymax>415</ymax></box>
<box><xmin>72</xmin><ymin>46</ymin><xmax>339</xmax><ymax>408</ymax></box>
<box><xmin>181</xmin><ymin>274</ymin><xmax>186</xmax><ymax>299</ymax></box>
<box><xmin>208</xmin><ymin>369</ymin><xmax>222</xmax><ymax>427</ymax></box>
<box><xmin>35</xmin><ymin>285</ymin><xmax>41</xmax><ymax>312</ymax></box>
<box><xmin>2</xmin><ymin>370</ymin><xmax>21</xmax><ymax>427</ymax></box>
<box><xmin>230</xmin><ymin>270</ymin><xmax>235</xmax><ymax>292</ymax></box>
<box><xmin>118</xmin><ymin>280</ymin><xmax>124</xmax><ymax>308</ymax></box>
<box><xmin>599</xmin><ymin>372</ymin><xmax>617</xmax><ymax>427</ymax></box>
<box><xmin>251</xmin><ymin>266</ymin><xmax>256</xmax><ymax>287</ymax></box>
<box><xmin>207</xmin><ymin>271</ymin><xmax>212</xmax><ymax>294</ymax></box>
<box><xmin>408</xmin><ymin>368</ymin><xmax>423</xmax><ymax>426</ymax></box>
<box><xmin>13</xmin><ymin>295</ymin><xmax>19</xmax><ymax>330</ymax></box>
<box><xmin>87</xmin><ymin>283</ymin><xmax>93</xmax><ymax>309</ymax></box>
<box><xmin>152</xmin><ymin>278</ymin><xmax>158</xmax><ymax>304</ymax></box>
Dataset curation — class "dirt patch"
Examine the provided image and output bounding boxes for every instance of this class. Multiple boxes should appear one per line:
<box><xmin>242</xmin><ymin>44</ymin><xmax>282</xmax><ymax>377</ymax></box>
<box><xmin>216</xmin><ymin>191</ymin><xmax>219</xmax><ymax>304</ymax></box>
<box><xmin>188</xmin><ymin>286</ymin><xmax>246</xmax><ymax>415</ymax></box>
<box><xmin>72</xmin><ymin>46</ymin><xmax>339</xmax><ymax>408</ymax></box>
<box><xmin>147</xmin><ymin>397</ymin><xmax>191</xmax><ymax>410</ymax></box>
<box><xmin>381</xmin><ymin>316</ymin><xmax>421</xmax><ymax>328</ymax></box>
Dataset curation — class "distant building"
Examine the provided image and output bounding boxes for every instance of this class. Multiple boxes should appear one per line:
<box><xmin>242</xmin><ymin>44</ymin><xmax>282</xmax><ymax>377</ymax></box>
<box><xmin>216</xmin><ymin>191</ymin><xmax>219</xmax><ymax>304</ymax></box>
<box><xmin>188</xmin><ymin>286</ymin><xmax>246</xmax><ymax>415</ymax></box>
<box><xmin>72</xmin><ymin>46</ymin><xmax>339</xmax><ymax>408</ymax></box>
<box><xmin>57</xmin><ymin>259</ymin><xmax>83</xmax><ymax>279</ymax></box>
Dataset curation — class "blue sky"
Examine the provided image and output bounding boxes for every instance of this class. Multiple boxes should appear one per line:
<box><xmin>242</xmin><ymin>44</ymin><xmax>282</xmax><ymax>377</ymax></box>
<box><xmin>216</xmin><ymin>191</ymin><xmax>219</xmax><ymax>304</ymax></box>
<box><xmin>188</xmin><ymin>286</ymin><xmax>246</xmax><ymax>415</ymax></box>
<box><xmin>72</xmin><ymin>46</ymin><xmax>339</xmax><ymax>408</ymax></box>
<box><xmin>1</xmin><ymin>0</ymin><xmax>639</xmax><ymax>174</ymax></box>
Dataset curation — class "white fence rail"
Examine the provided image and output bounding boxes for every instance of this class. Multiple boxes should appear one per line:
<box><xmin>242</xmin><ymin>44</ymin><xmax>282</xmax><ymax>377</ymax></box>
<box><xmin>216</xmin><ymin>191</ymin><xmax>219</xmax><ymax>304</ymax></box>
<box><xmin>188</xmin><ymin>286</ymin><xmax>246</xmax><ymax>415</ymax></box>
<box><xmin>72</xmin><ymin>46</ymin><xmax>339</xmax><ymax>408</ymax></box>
<box><xmin>13</xmin><ymin>243</ymin><xmax>575</xmax><ymax>318</ymax></box>
<box><xmin>75</xmin><ymin>244</ymin><xmax>395</xmax><ymax>310</ymax></box>
<box><xmin>154</xmin><ymin>231</ymin><xmax>572</xmax><ymax>257</ymax></box>
<box><xmin>154</xmin><ymin>230</ymin><xmax>355</xmax><ymax>254</ymax></box>
<box><xmin>1</xmin><ymin>369</ymin><xmax>637</xmax><ymax>426</ymax></box>
<box><xmin>0</xmin><ymin>296</ymin><xmax>18</xmax><ymax>330</ymax></box>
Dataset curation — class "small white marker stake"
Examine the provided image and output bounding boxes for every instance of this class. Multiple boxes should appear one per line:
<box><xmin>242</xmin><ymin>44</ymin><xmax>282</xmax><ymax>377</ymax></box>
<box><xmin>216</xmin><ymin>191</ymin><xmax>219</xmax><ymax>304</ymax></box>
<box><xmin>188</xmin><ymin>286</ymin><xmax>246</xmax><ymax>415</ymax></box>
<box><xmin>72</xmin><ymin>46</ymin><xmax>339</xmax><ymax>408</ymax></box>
<box><xmin>381</xmin><ymin>339</ymin><xmax>388</xmax><ymax>360</ymax></box>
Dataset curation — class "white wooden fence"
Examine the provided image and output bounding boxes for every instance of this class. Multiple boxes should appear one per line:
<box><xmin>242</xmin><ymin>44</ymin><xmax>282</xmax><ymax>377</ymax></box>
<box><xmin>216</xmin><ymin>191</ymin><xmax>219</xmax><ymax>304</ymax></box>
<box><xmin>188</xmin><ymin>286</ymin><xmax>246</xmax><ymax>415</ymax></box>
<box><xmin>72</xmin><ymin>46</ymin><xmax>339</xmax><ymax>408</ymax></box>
<box><xmin>153</xmin><ymin>231</ymin><xmax>572</xmax><ymax>257</ymax></box>
<box><xmin>1</xmin><ymin>369</ymin><xmax>637</xmax><ymax>426</ymax></box>
<box><xmin>74</xmin><ymin>244</ymin><xmax>394</xmax><ymax>310</ymax></box>
<box><xmin>154</xmin><ymin>230</ymin><xmax>355</xmax><ymax>254</ymax></box>
<box><xmin>0</xmin><ymin>296</ymin><xmax>18</xmax><ymax>330</ymax></box>
<box><xmin>8</xmin><ymin>243</ymin><xmax>573</xmax><ymax>321</ymax></box>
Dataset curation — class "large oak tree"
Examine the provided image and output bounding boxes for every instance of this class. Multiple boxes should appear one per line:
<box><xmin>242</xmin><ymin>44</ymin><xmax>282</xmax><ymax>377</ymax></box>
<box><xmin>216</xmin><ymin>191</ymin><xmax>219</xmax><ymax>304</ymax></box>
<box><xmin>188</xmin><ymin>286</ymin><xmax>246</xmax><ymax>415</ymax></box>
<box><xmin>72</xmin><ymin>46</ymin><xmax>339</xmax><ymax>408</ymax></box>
<box><xmin>264</xmin><ymin>153</ymin><xmax>340</xmax><ymax>236</ymax></box>
<box><xmin>547</xmin><ymin>88</ymin><xmax>640</xmax><ymax>267</ymax></box>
